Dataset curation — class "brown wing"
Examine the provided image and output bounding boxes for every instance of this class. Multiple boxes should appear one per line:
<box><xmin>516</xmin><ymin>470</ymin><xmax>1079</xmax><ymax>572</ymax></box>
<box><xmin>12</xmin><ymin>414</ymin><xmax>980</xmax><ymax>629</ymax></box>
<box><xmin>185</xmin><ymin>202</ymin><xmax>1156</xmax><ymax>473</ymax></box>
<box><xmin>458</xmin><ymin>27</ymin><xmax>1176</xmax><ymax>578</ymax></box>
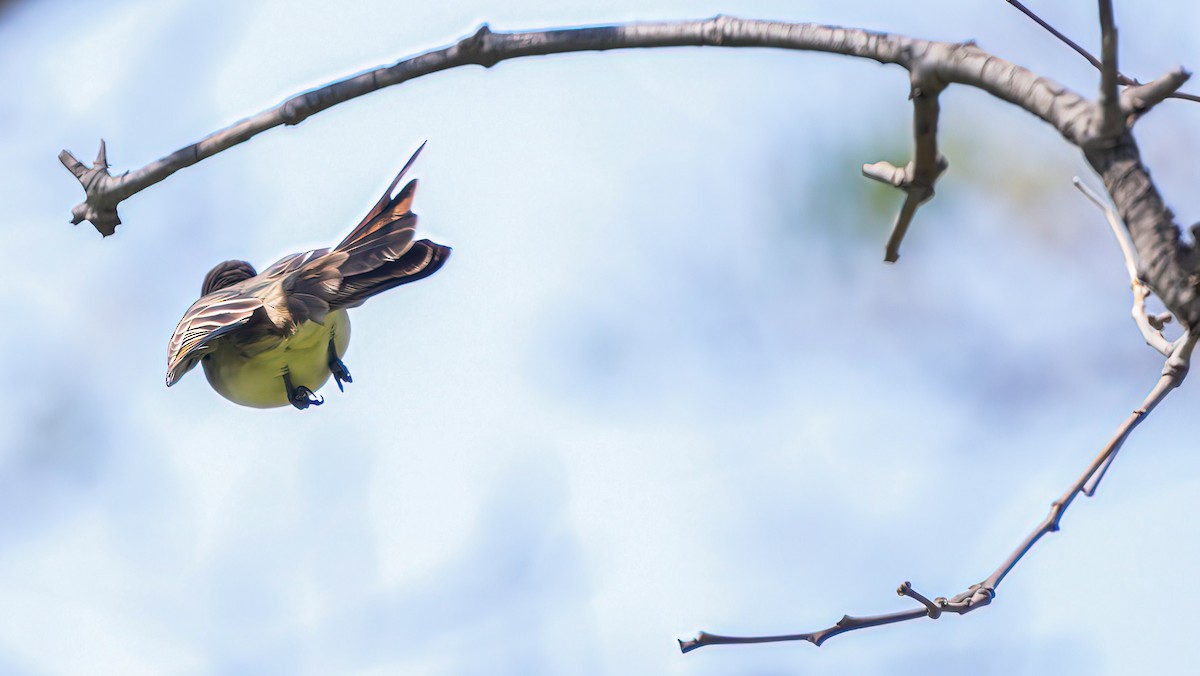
<box><xmin>275</xmin><ymin>218</ymin><xmax>448</xmax><ymax>313</ymax></box>
<box><xmin>165</xmin><ymin>289</ymin><xmax>263</xmax><ymax>386</ymax></box>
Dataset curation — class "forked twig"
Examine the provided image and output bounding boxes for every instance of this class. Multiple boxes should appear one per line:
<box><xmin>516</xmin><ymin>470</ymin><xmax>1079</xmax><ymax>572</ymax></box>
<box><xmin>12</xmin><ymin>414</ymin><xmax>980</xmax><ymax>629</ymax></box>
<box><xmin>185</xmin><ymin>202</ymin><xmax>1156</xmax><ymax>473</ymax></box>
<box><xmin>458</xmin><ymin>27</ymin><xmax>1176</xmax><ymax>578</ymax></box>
<box><xmin>1073</xmin><ymin>176</ymin><xmax>1180</xmax><ymax>495</ymax></box>
<box><xmin>863</xmin><ymin>66</ymin><xmax>949</xmax><ymax>262</ymax></box>
<box><xmin>1073</xmin><ymin>177</ymin><xmax>1173</xmax><ymax>357</ymax></box>
<box><xmin>681</xmin><ymin>331</ymin><xmax>1195</xmax><ymax>652</ymax></box>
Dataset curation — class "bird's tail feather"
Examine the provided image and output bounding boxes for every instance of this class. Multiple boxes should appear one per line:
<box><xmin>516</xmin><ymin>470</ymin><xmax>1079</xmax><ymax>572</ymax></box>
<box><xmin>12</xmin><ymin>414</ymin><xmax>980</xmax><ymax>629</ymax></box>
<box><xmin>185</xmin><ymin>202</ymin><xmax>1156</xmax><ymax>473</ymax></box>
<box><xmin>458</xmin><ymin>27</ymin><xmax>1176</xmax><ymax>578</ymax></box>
<box><xmin>336</xmin><ymin>239</ymin><xmax>451</xmax><ymax>308</ymax></box>
<box><xmin>335</xmin><ymin>212</ymin><xmax>420</xmax><ymax>277</ymax></box>
<box><xmin>336</xmin><ymin>142</ymin><xmax>425</xmax><ymax>251</ymax></box>
<box><xmin>315</xmin><ymin>142</ymin><xmax>448</xmax><ymax>308</ymax></box>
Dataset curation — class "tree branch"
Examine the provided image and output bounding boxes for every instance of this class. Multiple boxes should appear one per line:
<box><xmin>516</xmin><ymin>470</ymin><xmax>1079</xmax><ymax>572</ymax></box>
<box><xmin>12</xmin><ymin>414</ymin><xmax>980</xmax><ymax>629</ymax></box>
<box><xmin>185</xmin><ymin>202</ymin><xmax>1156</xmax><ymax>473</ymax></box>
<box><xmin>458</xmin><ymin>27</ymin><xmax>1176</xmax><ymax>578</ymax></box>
<box><xmin>62</xmin><ymin>15</ymin><xmax>1196</xmax><ymax>328</ymax></box>
<box><xmin>62</xmin><ymin>16</ymin><xmax>1101</xmax><ymax>243</ymax></box>
<box><xmin>1121</xmin><ymin>68</ymin><xmax>1193</xmax><ymax>118</ymax></box>
<box><xmin>61</xmin><ymin>17</ymin><xmax>922</xmax><ymax>237</ymax></box>
<box><xmin>681</xmin><ymin>332</ymin><xmax>1195</xmax><ymax>652</ymax></box>
<box><xmin>1073</xmin><ymin>176</ymin><xmax>1173</xmax><ymax>357</ymax></box>
<box><xmin>1095</xmin><ymin>0</ymin><xmax>1123</xmax><ymax>138</ymax></box>
<box><xmin>1006</xmin><ymin>0</ymin><xmax>1200</xmax><ymax>104</ymax></box>
<box><xmin>863</xmin><ymin>64</ymin><xmax>948</xmax><ymax>262</ymax></box>
<box><xmin>63</xmin><ymin>17</ymin><xmax>1193</xmax><ymax>325</ymax></box>
<box><xmin>1084</xmin><ymin>133</ymin><xmax>1199</xmax><ymax>329</ymax></box>
<box><xmin>62</xmin><ymin>17</ymin><xmax>1195</xmax><ymax>324</ymax></box>
<box><xmin>1072</xmin><ymin>176</ymin><xmax>1188</xmax><ymax>495</ymax></box>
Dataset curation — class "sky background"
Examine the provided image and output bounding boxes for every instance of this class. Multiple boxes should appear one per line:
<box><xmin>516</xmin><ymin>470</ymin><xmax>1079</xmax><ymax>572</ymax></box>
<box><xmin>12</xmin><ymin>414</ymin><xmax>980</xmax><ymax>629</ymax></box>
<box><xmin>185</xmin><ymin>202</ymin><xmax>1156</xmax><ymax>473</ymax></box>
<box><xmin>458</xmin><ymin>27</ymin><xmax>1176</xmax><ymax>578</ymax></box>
<box><xmin>1</xmin><ymin>0</ymin><xmax>1199</xmax><ymax>674</ymax></box>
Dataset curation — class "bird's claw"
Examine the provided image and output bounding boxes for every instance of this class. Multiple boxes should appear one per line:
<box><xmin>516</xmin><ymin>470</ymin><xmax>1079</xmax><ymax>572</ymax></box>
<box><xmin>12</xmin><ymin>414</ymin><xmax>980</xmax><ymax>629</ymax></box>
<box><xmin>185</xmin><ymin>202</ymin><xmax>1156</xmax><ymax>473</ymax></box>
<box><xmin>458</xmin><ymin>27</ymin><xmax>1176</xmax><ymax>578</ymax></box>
<box><xmin>330</xmin><ymin>359</ymin><xmax>352</xmax><ymax>392</ymax></box>
<box><xmin>289</xmin><ymin>385</ymin><xmax>324</xmax><ymax>410</ymax></box>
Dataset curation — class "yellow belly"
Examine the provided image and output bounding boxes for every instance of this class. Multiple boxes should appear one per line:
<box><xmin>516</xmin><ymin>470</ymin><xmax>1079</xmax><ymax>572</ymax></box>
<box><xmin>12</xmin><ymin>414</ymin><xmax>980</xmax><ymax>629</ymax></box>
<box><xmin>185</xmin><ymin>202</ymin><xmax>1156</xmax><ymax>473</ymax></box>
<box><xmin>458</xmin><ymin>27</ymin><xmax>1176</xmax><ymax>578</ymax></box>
<box><xmin>203</xmin><ymin>310</ymin><xmax>351</xmax><ymax>408</ymax></box>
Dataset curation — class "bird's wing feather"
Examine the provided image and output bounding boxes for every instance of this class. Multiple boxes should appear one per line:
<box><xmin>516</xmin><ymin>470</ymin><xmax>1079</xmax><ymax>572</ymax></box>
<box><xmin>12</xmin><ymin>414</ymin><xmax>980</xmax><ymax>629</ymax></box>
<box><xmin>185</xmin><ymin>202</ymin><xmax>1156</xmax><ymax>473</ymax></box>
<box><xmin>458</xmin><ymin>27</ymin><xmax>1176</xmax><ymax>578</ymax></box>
<box><xmin>260</xmin><ymin>249</ymin><xmax>328</xmax><ymax>278</ymax></box>
<box><xmin>280</xmin><ymin>251</ymin><xmax>346</xmax><ymax>326</ymax></box>
<box><xmin>166</xmin><ymin>290</ymin><xmax>263</xmax><ymax>386</ymax></box>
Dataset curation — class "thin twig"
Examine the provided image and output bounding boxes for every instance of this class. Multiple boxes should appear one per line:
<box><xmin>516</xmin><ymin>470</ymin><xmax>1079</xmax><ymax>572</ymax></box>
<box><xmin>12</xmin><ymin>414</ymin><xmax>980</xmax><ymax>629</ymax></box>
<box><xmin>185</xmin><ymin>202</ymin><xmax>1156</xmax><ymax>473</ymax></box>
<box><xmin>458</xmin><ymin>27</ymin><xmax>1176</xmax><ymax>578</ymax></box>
<box><xmin>1006</xmin><ymin>0</ymin><xmax>1200</xmax><ymax>104</ymax></box>
<box><xmin>1074</xmin><ymin>175</ymin><xmax>1184</xmax><ymax>495</ymax></box>
<box><xmin>681</xmin><ymin>333</ymin><xmax>1194</xmax><ymax>652</ymax></box>
<box><xmin>1121</xmin><ymin>69</ymin><xmax>1194</xmax><ymax>118</ymax></box>
<box><xmin>1007</xmin><ymin>0</ymin><xmax>1103</xmax><ymax>71</ymax></box>
<box><xmin>1073</xmin><ymin>176</ymin><xmax>1173</xmax><ymax>356</ymax></box>
<box><xmin>1095</xmin><ymin>0</ymin><xmax>1123</xmax><ymax>137</ymax></box>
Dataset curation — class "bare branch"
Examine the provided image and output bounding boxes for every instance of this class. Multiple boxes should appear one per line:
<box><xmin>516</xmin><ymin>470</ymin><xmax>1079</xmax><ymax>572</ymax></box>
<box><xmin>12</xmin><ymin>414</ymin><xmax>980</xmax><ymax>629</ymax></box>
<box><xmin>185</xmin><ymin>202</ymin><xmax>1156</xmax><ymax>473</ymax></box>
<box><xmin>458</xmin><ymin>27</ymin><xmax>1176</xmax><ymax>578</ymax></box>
<box><xmin>864</xmin><ymin>66</ymin><xmax>948</xmax><ymax>262</ymax></box>
<box><xmin>1072</xmin><ymin>179</ymin><xmax>1198</xmax><ymax>495</ymax></box>
<box><xmin>58</xmin><ymin>140</ymin><xmax>124</xmax><ymax>235</ymax></box>
<box><xmin>1081</xmin><ymin>337</ymin><xmax>1191</xmax><ymax>495</ymax></box>
<box><xmin>70</xmin><ymin>16</ymin><xmax>1197</xmax><ymax>321</ymax></box>
<box><xmin>681</xmin><ymin>333</ymin><xmax>1195</xmax><ymax>652</ymax></box>
<box><xmin>1083</xmin><ymin>139</ymin><xmax>1200</xmax><ymax>329</ymax></box>
<box><xmin>64</xmin><ymin>16</ymin><xmax>1105</xmax><ymax>236</ymax></box>
<box><xmin>62</xmin><ymin>15</ymin><xmax>1198</xmax><ymax>333</ymax></box>
<box><xmin>896</xmin><ymin>580</ymin><xmax>943</xmax><ymax>618</ymax></box>
<box><xmin>1073</xmin><ymin>176</ymin><xmax>1173</xmax><ymax>356</ymax></box>
<box><xmin>679</xmin><ymin>607</ymin><xmax>929</xmax><ymax>653</ymax></box>
<box><xmin>1121</xmin><ymin>68</ymin><xmax>1193</xmax><ymax>118</ymax></box>
<box><xmin>1095</xmin><ymin>0</ymin><xmax>1123</xmax><ymax>137</ymax></box>
<box><xmin>1072</xmin><ymin>178</ymin><xmax>1137</xmax><ymax>280</ymax></box>
<box><xmin>55</xmin><ymin>15</ymin><xmax>1200</xmax><ymax>334</ymax></box>
<box><xmin>1006</xmin><ymin>1</ymin><xmax>1200</xmax><ymax>105</ymax></box>
<box><xmin>1007</xmin><ymin>0</ymin><xmax>1104</xmax><ymax>71</ymax></box>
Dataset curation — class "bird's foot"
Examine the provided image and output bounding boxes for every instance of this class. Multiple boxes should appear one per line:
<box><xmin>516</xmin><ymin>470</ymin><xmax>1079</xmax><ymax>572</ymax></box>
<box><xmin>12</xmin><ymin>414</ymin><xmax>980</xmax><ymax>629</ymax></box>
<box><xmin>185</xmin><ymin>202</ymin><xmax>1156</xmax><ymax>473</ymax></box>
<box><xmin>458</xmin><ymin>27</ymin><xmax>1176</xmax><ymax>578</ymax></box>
<box><xmin>330</xmin><ymin>358</ymin><xmax>352</xmax><ymax>392</ymax></box>
<box><xmin>283</xmin><ymin>370</ymin><xmax>324</xmax><ymax>410</ymax></box>
<box><xmin>289</xmin><ymin>385</ymin><xmax>324</xmax><ymax>410</ymax></box>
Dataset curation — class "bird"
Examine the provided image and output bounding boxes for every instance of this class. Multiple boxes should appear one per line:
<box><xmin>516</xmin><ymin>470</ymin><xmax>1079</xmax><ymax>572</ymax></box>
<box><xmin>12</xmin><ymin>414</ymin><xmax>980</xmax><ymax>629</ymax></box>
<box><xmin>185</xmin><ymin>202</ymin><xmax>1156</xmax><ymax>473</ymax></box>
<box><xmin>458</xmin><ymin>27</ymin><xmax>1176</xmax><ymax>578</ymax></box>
<box><xmin>165</xmin><ymin>143</ymin><xmax>450</xmax><ymax>410</ymax></box>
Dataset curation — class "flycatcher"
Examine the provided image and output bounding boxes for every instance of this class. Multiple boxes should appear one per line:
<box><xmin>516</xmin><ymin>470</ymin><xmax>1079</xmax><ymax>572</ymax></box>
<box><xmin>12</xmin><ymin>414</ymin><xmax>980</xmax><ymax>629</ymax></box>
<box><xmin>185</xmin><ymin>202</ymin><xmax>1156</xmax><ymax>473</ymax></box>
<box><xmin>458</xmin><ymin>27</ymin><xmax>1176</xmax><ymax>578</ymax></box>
<box><xmin>165</xmin><ymin>143</ymin><xmax>450</xmax><ymax>409</ymax></box>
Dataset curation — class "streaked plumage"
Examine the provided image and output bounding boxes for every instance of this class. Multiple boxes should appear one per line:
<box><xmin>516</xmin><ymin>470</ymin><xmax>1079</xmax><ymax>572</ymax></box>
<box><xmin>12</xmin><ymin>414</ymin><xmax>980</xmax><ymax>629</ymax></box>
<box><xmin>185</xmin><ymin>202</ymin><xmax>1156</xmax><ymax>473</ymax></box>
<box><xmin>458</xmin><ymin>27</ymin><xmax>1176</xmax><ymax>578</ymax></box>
<box><xmin>166</xmin><ymin>144</ymin><xmax>450</xmax><ymax>409</ymax></box>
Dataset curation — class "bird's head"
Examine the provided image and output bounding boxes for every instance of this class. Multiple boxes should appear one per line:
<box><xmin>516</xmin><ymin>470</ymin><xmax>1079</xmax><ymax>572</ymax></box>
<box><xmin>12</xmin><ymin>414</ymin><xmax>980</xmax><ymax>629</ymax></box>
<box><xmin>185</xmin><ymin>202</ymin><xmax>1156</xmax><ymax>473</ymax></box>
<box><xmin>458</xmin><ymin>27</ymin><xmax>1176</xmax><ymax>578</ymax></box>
<box><xmin>202</xmin><ymin>260</ymin><xmax>258</xmax><ymax>295</ymax></box>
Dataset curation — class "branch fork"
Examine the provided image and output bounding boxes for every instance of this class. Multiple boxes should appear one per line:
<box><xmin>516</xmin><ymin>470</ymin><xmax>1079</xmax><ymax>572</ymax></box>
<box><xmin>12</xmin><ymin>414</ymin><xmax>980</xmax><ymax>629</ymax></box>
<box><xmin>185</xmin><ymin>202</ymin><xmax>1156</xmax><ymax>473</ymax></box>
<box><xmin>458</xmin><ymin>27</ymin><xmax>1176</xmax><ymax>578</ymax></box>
<box><xmin>864</xmin><ymin>64</ymin><xmax>949</xmax><ymax>263</ymax></box>
<box><xmin>681</xmin><ymin>325</ymin><xmax>1194</xmax><ymax>652</ymax></box>
<box><xmin>58</xmin><ymin>140</ymin><xmax>126</xmax><ymax>236</ymax></box>
<box><xmin>1120</xmin><ymin>67</ymin><xmax>1192</xmax><ymax>120</ymax></box>
<box><xmin>682</xmin><ymin>169</ymin><xmax>1199</xmax><ymax>653</ymax></box>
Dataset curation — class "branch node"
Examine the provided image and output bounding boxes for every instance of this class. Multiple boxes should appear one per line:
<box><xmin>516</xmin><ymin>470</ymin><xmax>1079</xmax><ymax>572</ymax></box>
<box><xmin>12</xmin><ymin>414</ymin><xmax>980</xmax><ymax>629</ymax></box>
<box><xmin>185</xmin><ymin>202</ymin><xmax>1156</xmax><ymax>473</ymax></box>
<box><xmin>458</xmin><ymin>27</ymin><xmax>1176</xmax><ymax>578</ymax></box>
<box><xmin>1047</xmin><ymin>500</ymin><xmax>1064</xmax><ymax>531</ymax></box>
<box><xmin>1148</xmin><ymin>312</ymin><xmax>1173</xmax><ymax>331</ymax></box>
<box><xmin>94</xmin><ymin>138</ymin><xmax>109</xmax><ymax>169</ymax></box>
<box><xmin>1121</xmin><ymin>67</ymin><xmax>1192</xmax><ymax>120</ymax></box>
<box><xmin>706</xmin><ymin>14</ymin><xmax>732</xmax><ymax>46</ymax></box>
<box><xmin>58</xmin><ymin>149</ymin><xmax>87</xmax><ymax>179</ymax></box>
<box><xmin>897</xmin><ymin>581</ymin><xmax>942</xmax><ymax>619</ymax></box>
<box><xmin>467</xmin><ymin>23</ymin><xmax>499</xmax><ymax>67</ymax></box>
<box><xmin>862</xmin><ymin>160</ymin><xmax>910</xmax><ymax>188</ymax></box>
<box><xmin>59</xmin><ymin>140</ymin><xmax>123</xmax><ymax>236</ymax></box>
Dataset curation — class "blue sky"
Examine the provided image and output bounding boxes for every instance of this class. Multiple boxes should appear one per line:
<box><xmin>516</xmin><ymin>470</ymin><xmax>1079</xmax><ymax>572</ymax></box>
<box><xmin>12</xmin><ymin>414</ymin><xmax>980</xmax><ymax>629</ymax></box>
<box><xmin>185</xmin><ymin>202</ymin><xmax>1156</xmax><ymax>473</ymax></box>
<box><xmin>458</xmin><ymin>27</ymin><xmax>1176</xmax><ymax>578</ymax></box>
<box><xmin>1</xmin><ymin>1</ymin><xmax>1199</xmax><ymax>674</ymax></box>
